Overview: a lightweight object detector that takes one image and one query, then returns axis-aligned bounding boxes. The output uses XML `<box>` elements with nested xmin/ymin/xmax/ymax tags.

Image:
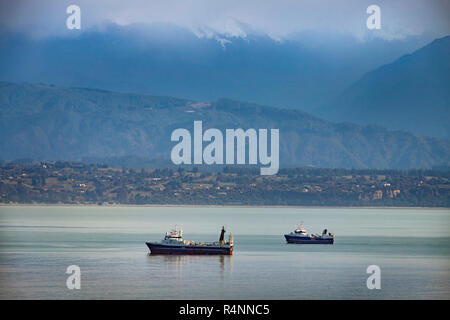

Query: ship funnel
<box><xmin>219</xmin><ymin>226</ymin><xmax>226</xmax><ymax>242</ymax></box>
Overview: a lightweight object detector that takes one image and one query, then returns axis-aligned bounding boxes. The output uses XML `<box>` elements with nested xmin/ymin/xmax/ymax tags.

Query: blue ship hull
<box><xmin>284</xmin><ymin>234</ymin><xmax>334</xmax><ymax>244</ymax></box>
<box><xmin>146</xmin><ymin>242</ymin><xmax>233</xmax><ymax>255</ymax></box>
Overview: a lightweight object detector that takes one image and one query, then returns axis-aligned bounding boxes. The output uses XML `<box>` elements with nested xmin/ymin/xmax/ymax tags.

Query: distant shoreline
<box><xmin>0</xmin><ymin>203</ymin><xmax>448</xmax><ymax>210</ymax></box>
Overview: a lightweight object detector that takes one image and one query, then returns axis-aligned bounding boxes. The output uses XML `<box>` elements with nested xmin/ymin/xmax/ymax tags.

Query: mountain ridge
<box><xmin>1</xmin><ymin>81</ymin><xmax>449</xmax><ymax>169</ymax></box>
<box><xmin>317</xmin><ymin>35</ymin><xmax>450</xmax><ymax>138</ymax></box>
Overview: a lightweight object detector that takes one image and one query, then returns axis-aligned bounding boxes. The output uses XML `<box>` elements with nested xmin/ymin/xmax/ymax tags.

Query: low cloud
<box><xmin>1</xmin><ymin>0</ymin><xmax>449</xmax><ymax>40</ymax></box>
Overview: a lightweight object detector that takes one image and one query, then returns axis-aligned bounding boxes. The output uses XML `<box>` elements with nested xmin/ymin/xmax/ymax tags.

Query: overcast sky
<box><xmin>1</xmin><ymin>0</ymin><xmax>449</xmax><ymax>40</ymax></box>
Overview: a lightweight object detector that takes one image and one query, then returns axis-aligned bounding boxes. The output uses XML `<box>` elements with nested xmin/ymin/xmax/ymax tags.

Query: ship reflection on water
<box><xmin>145</xmin><ymin>254</ymin><xmax>234</xmax><ymax>295</ymax></box>
<box><xmin>147</xmin><ymin>254</ymin><xmax>234</xmax><ymax>277</ymax></box>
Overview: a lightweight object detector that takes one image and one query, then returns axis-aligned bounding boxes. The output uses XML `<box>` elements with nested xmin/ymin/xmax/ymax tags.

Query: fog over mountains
<box><xmin>1</xmin><ymin>81</ymin><xmax>449</xmax><ymax>169</ymax></box>
<box><xmin>0</xmin><ymin>23</ymin><xmax>430</xmax><ymax>113</ymax></box>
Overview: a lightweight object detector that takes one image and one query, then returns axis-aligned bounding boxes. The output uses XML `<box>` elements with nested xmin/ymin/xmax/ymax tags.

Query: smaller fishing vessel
<box><xmin>284</xmin><ymin>224</ymin><xmax>334</xmax><ymax>244</ymax></box>
<box><xmin>146</xmin><ymin>226</ymin><xmax>234</xmax><ymax>255</ymax></box>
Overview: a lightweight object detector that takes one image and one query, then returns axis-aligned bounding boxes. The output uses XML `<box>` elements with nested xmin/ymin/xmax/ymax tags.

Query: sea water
<box><xmin>0</xmin><ymin>206</ymin><xmax>449</xmax><ymax>299</ymax></box>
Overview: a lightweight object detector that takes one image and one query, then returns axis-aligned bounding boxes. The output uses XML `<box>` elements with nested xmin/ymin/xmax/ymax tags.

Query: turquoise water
<box><xmin>0</xmin><ymin>206</ymin><xmax>449</xmax><ymax>299</ymax></box>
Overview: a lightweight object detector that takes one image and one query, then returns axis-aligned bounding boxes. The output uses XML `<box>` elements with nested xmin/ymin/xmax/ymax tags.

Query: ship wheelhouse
<box><xmin>292</xmin><ymin>224</ymin><xmax>310</xmax><ymax>237</ymax></box>
<box><xmin>162</xmin><ymin>226</ymin><xmax>184</xmax><ymax>244</ymax></box>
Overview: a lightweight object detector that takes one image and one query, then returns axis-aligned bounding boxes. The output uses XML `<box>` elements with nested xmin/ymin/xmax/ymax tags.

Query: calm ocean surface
<box><xmin>0</xmin><ymin>206</ymin><xmax>449</xmax><ymax>299</ymax></box>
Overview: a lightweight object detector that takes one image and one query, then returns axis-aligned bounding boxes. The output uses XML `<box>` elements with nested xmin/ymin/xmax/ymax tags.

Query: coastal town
<box><xmin>0</xmin><ymin>162</ymin><xmax>448</xmax><ymax>207</ymax></box>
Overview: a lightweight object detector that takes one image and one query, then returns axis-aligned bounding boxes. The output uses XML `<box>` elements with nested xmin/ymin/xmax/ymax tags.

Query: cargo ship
<box><xmin>284</xmin><ymin>224</ymin><xmax>334</xmax><ymax>244</ymax></box>
<box><xmin>146</xmin><ymin>226</ymin><xmax>234</xmax><ymax>255</ymax></box>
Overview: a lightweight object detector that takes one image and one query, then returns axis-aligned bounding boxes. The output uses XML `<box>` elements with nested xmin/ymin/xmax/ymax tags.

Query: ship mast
<box><xmin>228</xmin><ymin>232</ymin><xmax>234</xmax><ymax>246</ymax></box>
